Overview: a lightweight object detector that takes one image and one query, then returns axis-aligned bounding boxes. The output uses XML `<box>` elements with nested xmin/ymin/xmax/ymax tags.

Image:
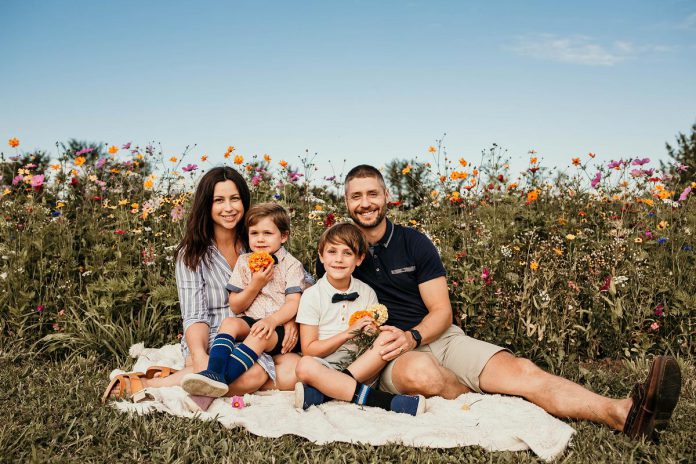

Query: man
<box><xmin>318</xmin><ymin>164</ymin><xmax>682</xmax><ymax>442</ymax></box>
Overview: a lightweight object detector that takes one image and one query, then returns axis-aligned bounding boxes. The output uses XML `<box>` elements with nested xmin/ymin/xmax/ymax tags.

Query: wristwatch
<box><xmin>409</xmin><ymin>329</ymin><xmax>422</xmax><ymax>348</ymax></box>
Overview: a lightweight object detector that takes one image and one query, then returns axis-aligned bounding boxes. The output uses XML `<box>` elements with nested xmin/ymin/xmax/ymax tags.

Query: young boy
<box><xmin>294</xmin><ymin>222</ymin><xmax>425</xmax><ymax>416</ymax></box>
<box><xmin>182</xmin><ymin>203</ymin><xmax>306</xmax><ymax>398</ymax></box>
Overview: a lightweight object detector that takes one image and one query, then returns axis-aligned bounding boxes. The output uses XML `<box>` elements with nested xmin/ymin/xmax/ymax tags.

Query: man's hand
<box><xmin>250</xmin><ymin>263</ymin><xmax>275</xmax><ymax>287</ymax></box>
<box><xmin>280</xmin><ymin>320</ymin><xmax>299</xmax><ymax>354</ymax></box>
<box><xmin>345</xmin><ymin>317</ymin><xmax>376</xmax><ymax>339</ymax></box>
<box><xmin>378</xmin><ymin>325</ymin><xmax>417</xmax><ymax>361</ymax></box>
<box><xmin>250</xmin><ymin>317</ymin><xmax>278</xmax><ymax>340</ymax></box>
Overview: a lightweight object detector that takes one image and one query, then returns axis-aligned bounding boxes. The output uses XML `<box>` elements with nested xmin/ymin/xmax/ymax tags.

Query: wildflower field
<box><xmin>1</xmin><ymin>138</ymin><xmax>695</xmax><ymax>462</ymax></box>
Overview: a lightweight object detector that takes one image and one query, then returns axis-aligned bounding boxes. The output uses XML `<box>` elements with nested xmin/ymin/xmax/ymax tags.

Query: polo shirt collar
<box><xmin>319</xmin><ymin>275</ymin><xmax>357</xmax><ymax>296</ymax></box>
<box><xmin>274</xmin><ymin>246</ymin><xmax>288</xmax><ymax>262</ymax></box>
<box><xmin>376</xmin><ymin>219</ymin><xmax>395</xmax><ymax>248</ymax></box>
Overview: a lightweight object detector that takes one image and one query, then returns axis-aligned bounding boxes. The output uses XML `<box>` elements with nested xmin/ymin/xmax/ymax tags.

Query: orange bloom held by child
<box><xmin>248</xmin><ymin>251</ymin><xmax>275</xmax><ymax>272</ymax></box>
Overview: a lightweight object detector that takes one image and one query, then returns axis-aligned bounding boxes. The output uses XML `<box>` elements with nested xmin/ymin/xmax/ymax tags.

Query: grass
<box><xmin>2</xmin><ymin>350</ymin><xmax>694</xmax><ymax>463</ymax></box>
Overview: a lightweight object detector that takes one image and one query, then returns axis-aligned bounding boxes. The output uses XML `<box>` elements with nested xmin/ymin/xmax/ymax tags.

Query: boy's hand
<box><xmin>250</xmin><ymin>317</ymin><xmax>278</xmax><ymax>340</ymax></box>
<box><xmin>345</xmin><ymin>316</ymin><xmax>375</xmax><ymax>338</ymax></box>
<box><xmin>250</xmin><ymin>263</ymin><xmax>274</xmax><ymax>287</ymax></box>
<box><xmin>280</xmin><ymin>320</ymin><xmax>299</xmax><ymax>354</ymax></box>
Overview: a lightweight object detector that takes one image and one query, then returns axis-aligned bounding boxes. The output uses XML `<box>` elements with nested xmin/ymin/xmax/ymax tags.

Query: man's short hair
<box><xmin>245</xmin><ymin>202</ymin><xmax>291</xmax><ymax>235</ymax></box>
<box><xmin>318</xmin><ymin>222</ymin><xmax>368</xmax><ymax>257</ymax></box>
<box><xmin>344</xmin><ymin>164</ymin><xmax>387</xmax><ymax>192</ymax></box>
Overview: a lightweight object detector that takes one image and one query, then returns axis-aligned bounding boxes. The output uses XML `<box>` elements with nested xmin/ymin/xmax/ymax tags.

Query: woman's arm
<box><xmin>299</xmin><ymin>317</ymin><xmax>375</xmax><ymax>358</ymax></box>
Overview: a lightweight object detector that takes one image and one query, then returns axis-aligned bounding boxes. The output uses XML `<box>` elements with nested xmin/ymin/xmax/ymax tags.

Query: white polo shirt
<box><xmin>296</xmin><ymin>275</ymin><xmax>378</xmax><ymax>340</ymax></box>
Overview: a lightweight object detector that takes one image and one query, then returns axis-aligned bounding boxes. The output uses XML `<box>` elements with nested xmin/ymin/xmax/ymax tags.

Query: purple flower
<box><xmin>25</xmin><ymin>163</ymin><xmax>37</xmax><ymax>169</ymax></box>
<box><xmin>146</xmin><ymin>145</ymin><xmax>154</xmax><ymax>156</ymax></box>
<box><xmin>12</xmin><ymin>175</ymin><xmax>23</xmax><ymax>185</ymax></box>
<box><xmin>9</xmin><ymin>156</ymin><xmax>19</xmax><ymax>161</ymax></box>
<box><xmin>631</xmin><ymin>157</ymin><xmax>650</xmax><ymax>166</ymax></box>
<box><xmin>591</xmin><ymin>172</ymin><xmax>602</xmax><ymax>189</ymax></box>
<box><xmin>96</xmin><ymin>157</ymin><xmax>107</xmax><ymax>169</ymax></box>
<box><xmin>30</xmin><ymin>174</ymin><xmax>45</xmax><ymax>188</ymax></box>
<box><xmin>182</xmin><ymin>164</ymin><xmax>198</xmax><ymax>173</ymax></box>
<box><xmin>607</xmin><ymin>160</ymin><xmax>622</xmax><ymax>169</ymax></box>
<box><xmin>657</xmin><ymin>237</ymin><xmax>668</xmax><ymax>245</ymax></box>
<box><xmin>683</xmin><ymin>245</ymin><xmax>693</xmax><ymax>252</ymax></box>
<box><xmin>630</xmin><ymin>169</ymin><xmax>643</xmax><ymax>178</ymax></box>
<box><xmin>76</xmin><ymin>148</ymin><xmax>93</xmax><ymax>156</ymax></box>
<box><xmin>122</xmin><ymin>142</ymin><xmax>132</xmax><ymax>150</ymax></box>
<box><xmin>679</xmin><ymin>186</ymin><xmax>692</xmax><ymax>202</ymax></box>
<box><xmin>325</xmin><ymin>176</ymin><xmax>336</xmax><ymax>181</ymax></box>
<box><xmin>273</xmin><ymin>193</ymin><xmax>282</xmax><ymax>200</ymax></box>
<box><xmin>645</xmin><ymin>229</ymin><xmax>653</xmax><ymax>238</ymax></box>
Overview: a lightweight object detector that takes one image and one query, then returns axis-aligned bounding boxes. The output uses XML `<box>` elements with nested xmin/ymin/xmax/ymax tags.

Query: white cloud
<box><xmin>507</xmin><ymin>34</ymin><xmax>671</xmax><ymax>66</ymax></box>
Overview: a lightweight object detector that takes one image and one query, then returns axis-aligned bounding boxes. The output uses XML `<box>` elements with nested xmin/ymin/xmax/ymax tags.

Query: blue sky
<box><xmin>1</xmin><ymin>0</ymin><xmax>695</xmax><ymax>178</ymax></box>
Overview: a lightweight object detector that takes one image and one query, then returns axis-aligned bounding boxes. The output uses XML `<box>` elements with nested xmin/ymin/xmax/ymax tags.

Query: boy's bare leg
<box><xmin>218</xmin><ymin>317</ymin><xmax>251</xmax><ymax>340</ymax></box>
<box><xmin>295</xmin><ymin>357</ymin><xmax>356</xmax><ymax>401</ymax></box>
<box><xmin>344</xmin><ymin>331</ymin><xmax>393</xmax><ymax>383</ymax></box>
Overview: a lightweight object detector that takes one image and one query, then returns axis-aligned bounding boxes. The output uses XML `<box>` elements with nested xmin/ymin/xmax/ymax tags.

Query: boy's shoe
<box><xmin>183</xmin><ymin>394</ymin><xmax>216</xmax><ymax>413</ymax></box>
<box><xmin>390</xmin><ymin>394</ymin><xmax>426</xmax><ymax>416</ymax></box>
<box><xmin>294</xmin><ymin>382</ymin><xmax>327</xmax><ymax>410</ymax></box>
<box><xmin>181</xmin><ymin>370</ymin><xmax>229</xmax><ymax>398</ymax></box>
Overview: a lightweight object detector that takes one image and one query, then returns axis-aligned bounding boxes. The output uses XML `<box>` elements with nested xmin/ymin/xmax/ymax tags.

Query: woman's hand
<box><xmin>250</xmin><ymin>263</ymin><xmax>275</xmax><ymax>288</ymax></box>
<box><xmin>250</xmin><ymin>317</ymin><xmax>278</xmax><ymax>340</ymax></box>
<box><xmin>345</xmin><ymin>316</ymin><xmax>375</xmax><ymax>339</ymax></box>
<box><xmin>280</xmin><ymin>320</ymin><xmax>299</xmax><ymax>354</ymax></box>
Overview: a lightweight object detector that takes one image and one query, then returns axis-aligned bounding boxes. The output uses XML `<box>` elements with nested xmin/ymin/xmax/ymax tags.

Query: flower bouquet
<box><xmin>339</xmin><ymin>304</ymin><xmax>389</xmax><ymax>368</ymax></box>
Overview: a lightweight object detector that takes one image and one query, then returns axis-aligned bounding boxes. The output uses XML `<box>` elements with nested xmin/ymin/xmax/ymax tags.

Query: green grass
<box><xmin>2</xmin><ymin>351</ymin><xmax>694</xmax><ymax>463</ymax></box>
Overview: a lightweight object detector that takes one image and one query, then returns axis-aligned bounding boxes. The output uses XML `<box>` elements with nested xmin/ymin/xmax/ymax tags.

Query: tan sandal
<box><xmin>145</xmin><ymin>366</ymin><xmax>178</xmax><ymax>379</ymax></box>
<box><xmin>101</xmin><ymin>372</ymin><xmax>146</xmax><ymax>404</ymax></box>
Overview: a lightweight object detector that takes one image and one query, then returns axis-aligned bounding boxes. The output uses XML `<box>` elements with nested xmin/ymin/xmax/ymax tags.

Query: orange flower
<box><xmin>527</xmin><ymin>189</ymin><xmax>540</xmax><ymax>202</ymax></box>
<box><xmin>245</xmin><ymin>164</ymin><xmax>253</xmax><ymax>171</ymax></box>
<box><xmin>233</xmin><ymin>155</ymin><xmax>244</xmax><ymax>165</ymax></box>
<box><xmin>169</xmin><ymin>156</ymin><xmax>177</xmax><ymax>163</ymax></box>
<box><xmin>8</xmin><ymin>137</ymin><xmax>19</xmax><ymax>148</ymax></box>
<box><xmin>143</xmin><ymin>179</ymin><xmax>154</xmax><ymax>189</ymax></box>
<box><xmin>248</xmin><ymin>251</ymin><xmax>275</xmax><ymax>272</ymax></box>
<box><xmin>348</xmin><ymin>310</ymin><xmax>374</xmax><ymax>326</ymax></box>
<box><xmin>264</xmin><ymin>154</ymin><xmax>271</xmax><ymax>162</ymax></box>
<box><xmin>459</xmin><ymin>158</ymin><xmax>468</xmax><ymax>167</ymax></box>
<box><xmin>439</xmin><ymin>175</ymin><xmax>446</xmax><ymax>183</ymax></box>
<box><xmin>530</xmin><ymin>260</ymin><xmax>539</xmax><ymax>271</ymax></box>
<box><xmin>75</xmin><ymin>156</ymin><xmax>86</xmax><ymax>166</ymax></box>
<box><xmin>428</xmin><ymin>146</ymin><xmax>436</xmax><ymax>153</ymax></box>
<box><xmin>401</xmin><ymin>164</ymin><xmax>412</xmax><ymax>175</ymax></box>
<box><xmin>472</xmin><ymin>169</ymin><xmax>478</xmax><ymax>176</ymax></box>
<box><xmin>553</xmin><ymin>247</ymin><xmax>563</xmax><ymax>256</ymax></box>
<box><xmin>224</xmin><ymin>152</ymin><xmax>231</xmax><ymax>159</ymax></box>
<box><xmin>227</xmin><ymin>146</ymin><xmax>235</xmax><ymax>153</ymax></box>
<box><xmin>51</xmin><ymin>164</ymin><xmax>61</xmax><ymax>170</ymax></box>
<box><xmin>279</xmin><ymin>160</ymin><xmax>288</xmax><ymax>168</ymax></box>
<box><xmin>571</xmin><ymin>158</ymin><xmax>581</xmax><ymax>166</ymax></box>
<box><xmin>201</xmin><ymin>155</ymin><xmax>208</xmax><ymax>162</ymax></box>
<box><xmin>507</xmin><ymin>182</ymin><xmax>518</xmax><ymax>190</ymax></box>
<box><xmin>530</xmin><ymin>157</ymin><xmax>538</xmax><ymax>164</ymax></box>
<box><xmin>108</xmin><ymin>145</ymin><xmax>118</xmax><ymax>154</ymax></box>
<box><xmin>588</xmin><ymin>152</ymin><xmax>596</xmax><ymax>158</ymax></box>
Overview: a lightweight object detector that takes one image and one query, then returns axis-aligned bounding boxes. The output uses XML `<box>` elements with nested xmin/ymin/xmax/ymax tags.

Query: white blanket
<box><xmin>111</xmin><ymin>344</ymin><xmax>575</xmax><ymax>461</ymax></box>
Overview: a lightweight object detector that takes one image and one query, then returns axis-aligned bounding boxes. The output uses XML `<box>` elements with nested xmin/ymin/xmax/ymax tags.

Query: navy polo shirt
<box><xmin>316</xmin><ymin>219</ymin><xmax>447</xmax><ymax>331</ymax></box>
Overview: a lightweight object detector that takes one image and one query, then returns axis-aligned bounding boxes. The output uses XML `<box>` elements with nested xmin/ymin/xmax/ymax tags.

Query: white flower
<box><xmin>0</xmin><ymin>272</ymin><xmax>7</xmax><ymax>280</ymax></box>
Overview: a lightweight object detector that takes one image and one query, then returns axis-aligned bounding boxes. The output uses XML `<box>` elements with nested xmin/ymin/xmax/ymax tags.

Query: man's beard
<box><xmin>349</xmin><ymin>205</ymin><xmax>387</xmax><ymax>229</ymax></box>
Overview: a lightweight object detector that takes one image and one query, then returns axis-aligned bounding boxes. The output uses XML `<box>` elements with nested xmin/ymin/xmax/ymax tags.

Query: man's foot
<box><xmin>183</xmin><ymin>394</ymin><xmax>216</xmax><ymax>413</ymax></box>
<box><xmin>294</xmin><ymin>382</ymin><xmax>328</xmax><ymax>410</ymax></box>
<box><xmin>390</xmin><ymin>394</ymin><xmax>426</xmax><ymax>416</ymax></box>
<box><xmin>623</xmin><ymin>355</ymin><xmax>682</xmax><ymax>442</ymax></box>
<box><xmin>181</xmin><ymin>370</ymin><xmax>229</xmax><ymax>398</ymax></box>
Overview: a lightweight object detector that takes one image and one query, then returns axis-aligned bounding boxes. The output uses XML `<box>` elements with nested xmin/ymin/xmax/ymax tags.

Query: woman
<box><xmin>103</xmin><ymin>167</ymin><xmax>301</xmax><ymax>406</ymax></box>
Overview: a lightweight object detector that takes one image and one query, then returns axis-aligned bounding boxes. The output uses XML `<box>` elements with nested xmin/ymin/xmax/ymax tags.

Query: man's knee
<box><xmin>393</xmin><ymin>354</ymin><xmax>446</xmax><ymax>396</ymax></box>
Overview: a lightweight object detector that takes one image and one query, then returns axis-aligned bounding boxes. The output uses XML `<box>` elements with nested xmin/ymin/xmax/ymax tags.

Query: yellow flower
<box><xmin>451</xmin><ymin>191</ymin><xmax>460</xmax><ymax>199</ymax></box>
<box><xmin>71</xmin><ymin>169</ymin><xmax>78</xmax><ymax>176</ymax></box>
<box><xmin>314</xmin><ymin>204</ymin><xmax>323</xmax><ymax>211</ymax></box>
<box><xmin>108</xmin><ymin>145</ymin><xmax>118</xmax><ymax>154</ymax></box>
<box><xmin>89</xmin><ymin>175</ymin><xmax>97</xmax><ymax>182</ymax></box>
<box><xmin>279</xmin><ymin>160</ymin><xmax>288</xmax><ymax>168</ymax></box>
<box><xmin>56</xmin><ymin>202</ymin><xmax>65</xmax><ymax>208</ymax></box>
<box><xmin>8</xmin><ymin>137</ymin><xmax>20</xmax><ymax>148</ymax></box>
<box><xmin>530</xmin><ymin>260</ymin><xmax>539</xmax><ymax>271</ymax></box>
<box><xmin>692</xmin><ymin>182</ymin><xmax>696</xmax><ymax>188</ymax></box>
<box><xmin>3</xmin><ymin>188</ymin><xmax>10</xmax><ymax>195</ymax></box>
<box><xmin>201</xmin><ymin>155</ymin><xmax>208</xmax><ymax>162</ymax></box>
<box><xmin>634</xmin><ymin>237</ymin><xmax>643</xmax><ymax>243</ymax></box>
<box><xmin>233</xmin><ymin>155</ymin><xmax>244</xmax><ymax>165</ymax></box>
<box><xmin>508</xmin><ymin>182</ymin><xmax>518</xmax><ymax>190</ymax></box>
<box><xmin>566</xmin><ymin>234</ymin><xmax>576</xmax><ymax>241</ymax></box>
<box><xmin>428</xmin><ymin>146</ymin><xmax>436</xmax><ymax>153</ymax></box>
<box><xmin>143</xmin><ymin>179</ymin><xmax>154</xmax><ymax>189</ymax></box>
<box><xmin>553</xmin><ymin>247</ymin><xmax>563</xmax><ymax>256</ymax></box>
<box><xmin>430</xmin><ymin>189</ymin><xmax>439</xmax><ymax>198</ymax></box>
<box><xmin>459</xmin><ymin>158</ymin><xmax>468</xmax><ymax>167</ymax></box>
<box><xmin>264</xmin><ymin>154</ymin><xmax>271</xmax><ymax>162</ymax></box>
<box><xmin>657</xmin><ymin>220</ymin><xmax>669</xmax><ymax>230</ymax></box>
<box><xmin>51</xmin><ymin>164</ymin><xmax>60</xmax><ymax>170</ymax></box>
<box><xmin>169</xmin><ymin>156</ymin><xmax>177</xmax><ymax>163</ymax></box>
<box><xmin>131</xmin><ymin>203</ymin><xmax>139</xmax><ymax>210</ymax></box>
<box><xmin>75</xmin><ymin>156</ymin><xmax>86</xmax><ymax>166</ymax></box>
<box><xmin>557</xmin><ymin>217</ymin><xmax>567</xmax><ymax>225</ymax></box>
<box><xmin>110</xmin><ymin>168</ymin><xmax>120</xmax><ymax>174</ymax></box>
<box><xmin>401</xmin><ymin>164</ymin><xmax>412</xmax><ymax>175</ymax></box>
<box><xmin>118</xmin><ymin>199</ymin><xmax>129</xmax><ymax>206</ymax></box>
<box><xmin>409</xmin><ymin>219</ymin><xmax>418</xmax><ymax>225</ymax></box>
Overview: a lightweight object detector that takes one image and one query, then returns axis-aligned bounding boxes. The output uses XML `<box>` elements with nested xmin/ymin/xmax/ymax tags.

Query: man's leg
<box><xmin>386</xmin><ymin>351</ymin><xmax>471</xmax><ymax>399</ymax></box>
<box><xmin>478</xmin><ymin>351</ymin><xmax>631</xmax><ymax>430</ymax></box>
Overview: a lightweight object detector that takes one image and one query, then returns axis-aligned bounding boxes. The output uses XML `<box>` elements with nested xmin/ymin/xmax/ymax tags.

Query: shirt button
<box><xmin>376</xmin><ymin>268</ymin><xmax>380</xmax><ymax>272</ymax></box>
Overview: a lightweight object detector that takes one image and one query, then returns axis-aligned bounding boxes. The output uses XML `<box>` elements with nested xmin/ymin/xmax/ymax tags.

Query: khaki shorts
<box><xmin>379</xmin><ymin>325</ymin><xmax>508</xmax><ymax>394</ymax></box>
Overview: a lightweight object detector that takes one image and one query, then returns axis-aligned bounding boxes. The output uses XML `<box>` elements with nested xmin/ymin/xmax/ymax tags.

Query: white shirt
<box><xmin>296</xmin><ymin>275</ymin><xmax>378</xmax><ymax>340</ymax></box>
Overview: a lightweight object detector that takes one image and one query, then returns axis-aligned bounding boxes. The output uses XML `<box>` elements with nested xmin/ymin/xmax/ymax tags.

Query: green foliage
<box><xmin>663</xmin><ymin>122</ymin><xmax>696</xmax><ymax>187</ymax></box>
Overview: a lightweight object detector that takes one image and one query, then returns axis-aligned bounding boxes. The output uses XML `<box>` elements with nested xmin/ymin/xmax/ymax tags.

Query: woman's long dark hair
<box><xmin>176</xmin><ymin>166</ymin><xmax>251</xmax><ymax>270</ymax></box>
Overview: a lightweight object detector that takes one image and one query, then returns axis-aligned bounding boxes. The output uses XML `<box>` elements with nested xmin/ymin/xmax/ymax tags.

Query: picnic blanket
<box><xmin>111</xmin><ymin>344</ymin><xmax>575</xmax><ymax>461</ymax></box>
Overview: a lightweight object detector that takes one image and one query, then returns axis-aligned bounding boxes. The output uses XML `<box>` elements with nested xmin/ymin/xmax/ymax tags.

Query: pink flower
<box><xmin>122</xmin><ymin>142</ymin><xmax>132</xmax><ymax>149</ymax></box>
<box><xmin>96</xmin><ymin>157</ymin><xmax>107</xmax><ymax>169</ymax></box>
<box><xmin>76</xmin><ymin>148</ymin><xmax>93</xmax><ymax>156</ymax></box>
<box><xmin>30</xmin><ymin>174</ymin><xmax>45</xmax><ymax>188</ymax></box>
<box><xmin>632</xmin><ymin>157</ymin><xmax>650</xmax><ymax>166</ymax></box>
<box><xmin>36</xmin><ymin>305</ymin><xmax>45</xmax><ymax>313</ymax></box>
<box><xmin>231</xmin><ymin>395</ymin><xmax>245</xmax><ymax>409</ymax></box>
<box><xmin>607</xmin><ymin>160</ymin><xmax>622</xmax><ymax>169</ymax></box>
<box><xmin>654</xmin><ymin>304</ymin><xmax>664</xmax><ymax>317</ymax></box>
<box><xmin>650</xmin><ymin>321</ymin><xmax>660</xmax><ymax>331</ymax></box>
<box><xmin>171</xmin><ymin>205</ymin><xmax>185</xmax><ymax>222</ymax></box>
<box><xmin>645</xmin><ymin>230</ymin><xmax>653</xmax><ymax>239</ymax></box>
<box><xmin>182</xmin><ymin>164</ymin><xmax>198</xmax><ymax>173</ymax></box>
<box><xmin>12</xmin><ymin>175</ymin><xmax>23</xmax><ymax>185</ymax></box>
<box><xmin>114</xmin><ymin>229</ymin><xmax>125</xmax><ymax>235</ymax></box>
<box><xmin>591</xmin><ymin>172</ymin><xmax>602</xmax><ymax>189</ymax></box>
<box><xmin>679</xmin><ymin>186</ymin><xmax>692</xmax><ymax>202</ymax></box>
<box><xmin>480</xmin><ymin>267</ymin><xmax>493</xmax><ymax>285</ymax></box>
<box><xmin>251</xmin><ymin>175</ymin><xmax>261</xmax><ymax>186</ymax></box>
<box><xmin>630</xmin><ymin>169</ymin><xmax>643</xmax><ymax>178</ymax></box>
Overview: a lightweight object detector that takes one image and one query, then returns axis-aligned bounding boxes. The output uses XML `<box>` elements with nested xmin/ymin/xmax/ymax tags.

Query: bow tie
<box><xmin>332</xmin><ymin>292</ymin><xmax>359</xmax><ymax>303</ymax></box>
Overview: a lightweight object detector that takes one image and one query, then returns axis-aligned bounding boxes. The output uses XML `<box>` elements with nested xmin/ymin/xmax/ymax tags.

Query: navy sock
<box><xmin>352</xmin><ymin>383</ymin><xmax>394</xmax><ymax>411</ymax></box>
<box><xmin>207</xmin><ymin>333</ymin><xmax>236</xmax><ymax>375</ymax></box>
<box><xmin>224</xmin><ymin>343</ymin><xmax>258</xmax><ymax>384</ymax></box>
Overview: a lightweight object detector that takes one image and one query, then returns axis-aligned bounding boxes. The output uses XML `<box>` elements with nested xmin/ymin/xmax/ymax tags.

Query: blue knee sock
<box><xmin>224</xmin><ymin>343</ymin><xmax>258</xmax><ymax>384</ymax></box>
<box><xmin>207</xmin><ymin>333</ymin><xmax>236</xmax><ymax>375</ymax></box>
<box><xmin>352</xmin><ymin>383</ymin><xmax>394</xmax><ymax>410</ymax></box>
